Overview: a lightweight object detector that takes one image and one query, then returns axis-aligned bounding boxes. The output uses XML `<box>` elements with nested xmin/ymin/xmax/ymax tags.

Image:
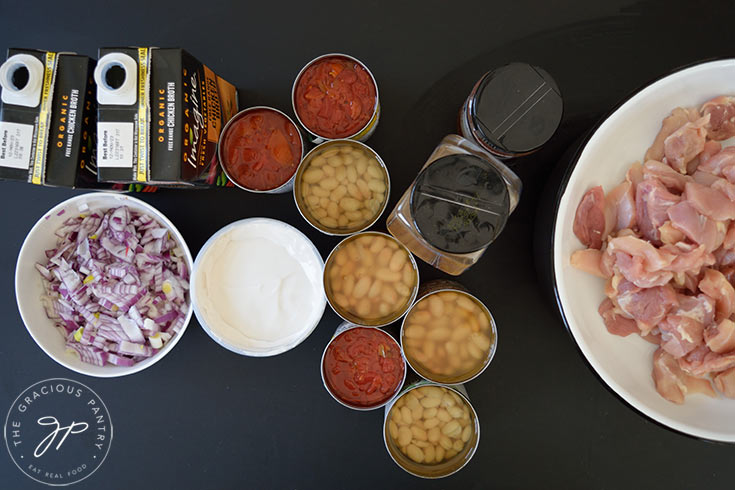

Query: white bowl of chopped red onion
<box><xmin>15</xmin><ymin>193</ymin><xmax>194</xmax><ymax>377</ymax></box>
<box><xmin>553</xmin><ymin>59</ymin><xmax>735</xmax><ymax>442</ymax></box>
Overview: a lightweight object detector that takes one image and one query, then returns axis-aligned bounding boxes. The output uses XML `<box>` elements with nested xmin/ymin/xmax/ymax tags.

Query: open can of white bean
<box><xmin>293</xmin><ymin>139</ymin><xmax>390</xmax><ymax>236</ymax></box>
<box><xmin>401</xmin><ymin>280</ymin><xmax>497</xmax><ymax>385</ymax></box>
<box><xmin>383</xmin><ymin>381</ymin><xmax>480</xmax><ymax>478</ymax></box>
<box><xmin>320</xmin><ymin>321</ymin><xmax>407</xmax><ymax>411</ymax></box>
<box><xmin>323</xmin><ymin>232</ymin><xmax>419</xmax><ymax>327</ymax></box>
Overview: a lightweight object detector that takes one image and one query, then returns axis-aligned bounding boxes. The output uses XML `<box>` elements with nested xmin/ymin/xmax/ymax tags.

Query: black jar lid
<box><xmin>410</xmin><ymin>154</ymin><xmax>510</xmax><ymax>255</ymax></box>
<box><xmin>469</xmin><ymin>62</ymin><xmax>562</xmax><ymax>156</ymax></box>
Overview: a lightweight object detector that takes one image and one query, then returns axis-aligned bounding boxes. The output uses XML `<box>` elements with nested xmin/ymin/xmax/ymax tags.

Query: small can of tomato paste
<box><xmin>320</xmin><ymin>322</ymin><xmax>407</xmax><ymax>411</ymax></box>
<box><xmin>292</xmin><ymin>53</ymin><xmax>380</xmax><ymax>144</ymax></box>
<box><xmin>400</xmin><ymin>280</ymin><xmax>497</xmax><ymax>385</ymax></box>
<box><xmin>383</xmin><ymin>382</ymin><xmax>480</xmax><ymax>478</ymax></box>
<box><xmin>218</xmin><ymin>106</ymin><xmax>305</xmax><ymax>194</ymax></box>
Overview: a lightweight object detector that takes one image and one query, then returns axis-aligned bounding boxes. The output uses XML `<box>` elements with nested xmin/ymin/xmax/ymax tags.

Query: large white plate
<box><xmin>553</xmin><ymin>59</ymin><xmax>735</xmax><ymax>442</ymax></box>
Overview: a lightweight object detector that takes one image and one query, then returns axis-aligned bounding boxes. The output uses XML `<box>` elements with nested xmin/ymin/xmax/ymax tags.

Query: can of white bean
<box><xmin>293</xmin><ymin>139</ymin><xmax>390</xmax><ymax>236</ymax></box>
<box><xmin>400</xmin><ymin>280</ymin><xmax>497</xmax><ymax>385</ymax></box>
<box><xmin>320</xmin><ymin>321</ymin><xmax>407</xmax><ymax>411</ymax></box>
<box><xmin>383</xmin><ymin>382</ymin><xmax>480</xmax><ymax>478</ymax></box>
<box><xmin>323</xmin><ymin>231</ymin><xmax>420</xmax><ymax>328</ymax></box>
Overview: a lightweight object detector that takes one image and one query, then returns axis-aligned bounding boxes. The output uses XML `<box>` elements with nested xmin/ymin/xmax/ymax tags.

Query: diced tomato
<box><xmin>221</xmin><ymin>108</ymin><xmax>302</xmax><ymax>191</ymax></box>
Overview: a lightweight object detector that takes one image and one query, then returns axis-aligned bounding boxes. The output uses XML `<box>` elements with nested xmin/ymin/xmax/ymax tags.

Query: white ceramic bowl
<box><xmin>191</xmin><ymin>217</ymin><xmax>326</xmax><ymax>357</ymax></box>
<box><xmin>15</xmin><ymin>193</ymin><xmax>194</xmax><ymax>378</ymax></box>
<box><xmin>553</xmin><ymin>59</ymin><xmax>735</xmax><ymax>442</ymax></box>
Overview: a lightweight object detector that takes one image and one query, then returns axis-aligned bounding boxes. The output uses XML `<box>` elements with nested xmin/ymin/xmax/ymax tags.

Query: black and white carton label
<box><xmin>0</xmin><ymin>121</ymin><xmax>33</xmax><ymax>169</ymax></box>
<box><xmin>97</xmin><ymin>122</ymin><xmax>133</xmax><ymax>168</ymax></box>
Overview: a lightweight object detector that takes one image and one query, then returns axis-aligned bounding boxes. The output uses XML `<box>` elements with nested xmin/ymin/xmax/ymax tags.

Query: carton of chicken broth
<box><xmin>95</xmin><ymin>47</ymin><xmax>238</xmax><ymax>186</ymax></box>
<box><xmin>0</xmin><ymin>48</ymin><xmax>101</xmax><ymax>187</ymax></box>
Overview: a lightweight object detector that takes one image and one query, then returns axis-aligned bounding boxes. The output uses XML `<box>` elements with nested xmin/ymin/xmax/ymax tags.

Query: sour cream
<box><xmin>192</xmin><ymin>218</ymin><xmax>325</xmax><ymax>356</ymax></box>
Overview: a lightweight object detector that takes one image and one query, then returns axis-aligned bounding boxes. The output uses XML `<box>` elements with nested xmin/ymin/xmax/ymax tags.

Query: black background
<box><xmin>2</xmin><ymin>1</ymin><xmax>735</xmax><ymax>489</ymax></box>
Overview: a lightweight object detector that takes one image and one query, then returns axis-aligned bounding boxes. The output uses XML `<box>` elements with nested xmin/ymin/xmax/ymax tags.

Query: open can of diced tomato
<box><xmin>400</xmin><ymin>280</ymin><xmax>497</xmax><ymax>385</ymax></box>
<box><xmin>323</xmin><ymin>232</ymin><xmax>420</xmax><ymax>328</ymax></box>
<box><xmin>321</xmin><ymin>322</ymin><xmax>407</xmax><ymax>411</ymax></box>
<box><xmin>218</xmin><ymin>106</ymin><xmax>305</xmax><ymax>194</ymax></box>
<box><xmin>292</xmin><ymin>53</ymin><xmax>380</xmax><ymax>144</ymax></box>
<box><xmin>383</xmin><ymin>381</ymin><xmax>480</xmax><ymax>478</ymax></box>
<box><xmin>293</xmin><ymin>139</ymin><xmax>390</xmax><ymax>236</ymax></box>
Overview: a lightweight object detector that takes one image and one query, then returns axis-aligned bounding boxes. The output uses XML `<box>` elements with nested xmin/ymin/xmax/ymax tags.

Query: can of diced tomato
<box><xmin>292</xmin><ymin>53</ymin><xmax>380</xmax><ymax>144</ymax></box>
<box><xmin>320</xmin><ymin>321</ymin><xmax>406</xmax><ymax>411</ymax></box>
<box><xmin>218</xmin><ymin>106</ymin><xmax>306</xmax><ymax>194</ymax></box>
<box><xmin>383</xmin><ymin>381</ymin><xmax>480</xmax><ymax>478</ymax></box>
<box><xmin>400</xmin><ymin>280</ymin><xmax>497</xmax><ymax>385</ymax></box>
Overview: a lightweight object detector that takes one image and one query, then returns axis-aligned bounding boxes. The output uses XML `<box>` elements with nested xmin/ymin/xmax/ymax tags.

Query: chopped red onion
<box><xmin>37</xmin><ymin>205</ymin><xmax>189</xmax><ymax>367</ymax></box>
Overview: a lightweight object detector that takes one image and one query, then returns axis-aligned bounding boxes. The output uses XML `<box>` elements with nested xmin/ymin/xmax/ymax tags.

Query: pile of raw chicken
<box><xmin>572</xmin><ymin>96</ymin><xmax>735</xmax><ymax>404</ymax></box>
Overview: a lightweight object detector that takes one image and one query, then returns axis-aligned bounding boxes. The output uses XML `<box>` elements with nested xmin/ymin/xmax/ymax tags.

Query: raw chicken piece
<box><xmin>607</xmin><ymin>235</ymin><xmax>676</xmax><ymax>287</ymax></box>
<box><xmin>679</xmin><ymin>347</ymin><xmax>735</xmax><ymax>377</ymax></box>
<box><xmin>721</xmin><ymin>266</ymin><xmax>735</xmax><ymax>284</ymax></box>
<box><xmin>570</xmin><ymin>248</ymin><xmax>609</xmax><ymax>278</ymax></box>
<box><xmin>673</xmin><ymin>293</ymin><xmax>716</xmax><ymax>326</ymax></box>
<box><xmin>663</xmin><ymin>114</ymin><xmax>710</xmax><ymax>174</ymax></box>
<box><xmin>704</xmin><ymin>319</ymin><xmax>735</xmax><ymax>354</ymax></box>
<box><xmin>642</xmin><ymin>160</ymin><xmax>692</xmax><ymax>192</ymax></box>
<box><xmin>697</xmin><ymin>145</ymin><xmax>734</xmax><ymax>176</ymax></box>
<box><xmin>698</xmin><ymin>268</ymin><xmax>735</xmax><ymax>322</ymax></box>
<box><xmin>659</xmin><ymin>315</ymin><xmax>704</xmax><ymax>358</ymax></box>
<box><xmin>701</xmin><ymin>95</ymin><xmax>735</xmax><ymax>141</ymax></box>
<box><xmin>693</xmin><ymin>170</ymin><xmax>721</xmax><ymax>186</ymax></box>
<box><xmin>723</xmin><ymin>221</ymin><xmax>735</xmax><ymax>250</ymax></box>
<box><xmin>573</xmin><ymin>186</ymin><xmax>607</xmax><ymax>249</ymax></box>
<box><xmin>672</xmin><ymin>271</ymin><xmax>701</xmax><ymax>293</ymax></box>
<box><xmin>644</xmin><ymin>107</ymin><xmax>700</xmax><ymax>162</ymax></box>
<box><xmin>614</xmin><ymin>252</ymin><xmax>673</xmax><ymax>287</ymax></box>
<box><xmin>722</xmin><ymin>164</ymin><xmax>735</xmax><ymax>184</ymax></box>
<box><xmin>667</xmin><ymin>201</ymin><xmax>725</xmax><ymax>252</ymax></box>
<box><xmin>684</xmin><ymin>181</ymin><xmax>735</xmax><ymax>221</ymax></box>
<box><xmin>652</xmin><ymin>348</ymin><xmax>716</xmax><ymax>404</ymax></box>
<box><xmin>714</xmin><ymin>367</ymin><xmax>735</xmax><ymax>398</ymax></box>
<box><xmin>614</xmin><ymin>280</ymin><xmax>677</xmax><ymax>334</ymax></box>
<box><xmin>636</xmin><ymin>178</ymin><xmax>680</xmax><ymax>244</ymax></box>
<box><xmin>713</xmin><ymin>247</ymin><xmax>735</xmax><ymax>268</ymax></box>
<box><xmin>626</xmin><ymin>161</ymin><xmax>644</xmax><ymax>189</ymax></box>
<box><xmin>605</xmin><ymin>181</ymin><xmax>636</xmax><ymax>231</ymax></box>
<box><xmin>710</xmin><ymin>178</ymin><xmax>735</xmax><ymax>202</ymax></box>
<box><xmin>660</xmin><ymin>243</ymin><xmax>714</xmax><ymax>274</ymax></box>
<box><xmin>658</xmin><ymin>221</ymin><xmax>686</xmax><ymax>245</ymax></box>
<box><xmin>598</xmin><ymin>298</ymin><xmax>639</xmax><ymax>337</ymax></box>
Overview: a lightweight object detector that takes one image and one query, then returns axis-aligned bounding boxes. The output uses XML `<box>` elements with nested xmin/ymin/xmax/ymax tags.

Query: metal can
<box><xmin>383</xmin><ymin>381</ymin><xmax>480</xmax><ymax>478</ymax></box>
<box><xmin>293</xmin><ymin>139</ymin><xmax>390</xmax><ymax>236</ymax></box>
<box><xmin>459</xmin><ymin>62</ymin><xmax>563</xmax><ymax>159</ymax></box>
<box><xmin>400</xmin><ymin>280</ymin><xmax>497</xmax><ymax>385</ymax></box>
<box><xmin>292</xmin><ymin>53</ymin><xmax>380</xmax><ymax>144</ymax></box>
<box><xmin>218</xmin><ymin>106</ymin><xmax>305</xmax><ymax>194</ymax></box>
<box><xmin>320</xmin><ymin>321</ymin><xmax>407</xmax><ymax>411</ymax></box>
<box><xmin>323</xmin><ymin>231</ymin><xmax>419</xmax><ymax>327</ymax></box>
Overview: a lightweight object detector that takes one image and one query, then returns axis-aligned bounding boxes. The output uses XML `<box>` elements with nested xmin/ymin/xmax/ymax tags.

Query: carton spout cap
<box><xmin>0</xmin><ymin>54</ymin><xmax>44</xmax><ymax>107</ymax></box>
<box><xmin>94</xmin><ymin>52</ymin><xmax>137</xmax><ymax>106</ymax></box>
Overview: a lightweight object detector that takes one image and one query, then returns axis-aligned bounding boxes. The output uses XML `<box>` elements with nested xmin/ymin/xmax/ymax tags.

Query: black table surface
<box><xmin>2</xmin><ymin>1</ymin><xmax>735</xmax><ymax>489</ymax></box>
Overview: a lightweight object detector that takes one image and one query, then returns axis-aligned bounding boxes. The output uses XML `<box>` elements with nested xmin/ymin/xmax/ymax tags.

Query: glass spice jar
<box><xmin>386</xmin><ymin>134</ymin><xmax>521</xmax><ymax>276</ymax></box>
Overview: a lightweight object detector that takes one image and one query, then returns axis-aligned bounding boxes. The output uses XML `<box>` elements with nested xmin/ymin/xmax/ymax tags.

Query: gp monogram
<box><xmin>4</xmin><ymin>378</ymin><xmax>112</xmax><ymax>486</ymax></box>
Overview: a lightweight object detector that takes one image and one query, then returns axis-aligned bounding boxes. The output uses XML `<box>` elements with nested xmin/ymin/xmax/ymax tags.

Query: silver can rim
<box><xmin>291</xmin><ymin>52</ymin><xmax>380</xmax><ymax>141</ymax></box>
<box><xmin>382</xmin><ymin>382</ymin><xmax>481</xmax><ymax>479</ymax></box>
<box><xmin>323</xmin><ymin>231</ymin><xmax>420</xmax><ymax>327</ymax></box>
<box><xmin>292</xmin><ymin>138</ymin><xmax>391</xmax><ymax>236</ymax></box>
<box><xmin>399</xmin><ymin>288</ymin><xmax>498</xmax><ymax>385</ymax></box>
<box><xmin>319</xmin><ymin>324</ymin><xmax>407</xmax><ymax>411</ymax></box>
<box><xmin>217</xmin><ymin>106</ymin><xmax>306</xmax><ymax>193</ymax></box>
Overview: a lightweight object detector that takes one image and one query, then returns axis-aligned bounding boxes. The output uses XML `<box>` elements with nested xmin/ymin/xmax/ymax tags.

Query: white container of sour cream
<box><xmin>191</xmin><ymin>218</ymin><xmax>326</xmax><ymax>356</ymax></box>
